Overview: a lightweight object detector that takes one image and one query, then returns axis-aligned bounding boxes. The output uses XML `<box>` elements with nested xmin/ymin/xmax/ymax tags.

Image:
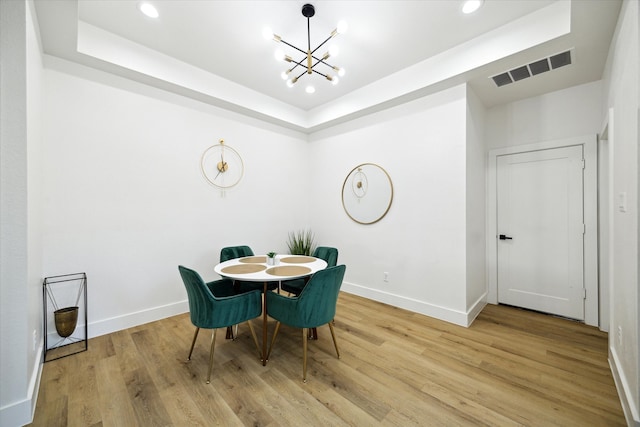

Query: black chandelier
<box><xmin>264</xmin><ymin>3</ymin><xmax>347</xmax><ymax>92</ymax></box>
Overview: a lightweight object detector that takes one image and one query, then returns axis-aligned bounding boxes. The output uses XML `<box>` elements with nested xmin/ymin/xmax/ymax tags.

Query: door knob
<box><xmin>499</xmin><ymin>234</ymin><xmax>513</xmax><ymax>240</ymax></box>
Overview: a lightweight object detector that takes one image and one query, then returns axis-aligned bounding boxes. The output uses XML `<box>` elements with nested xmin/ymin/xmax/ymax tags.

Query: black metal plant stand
<box><xmin>43</xmin><ymin>272</ymin><xmax>88</xmax><ymax>362</ymax></box>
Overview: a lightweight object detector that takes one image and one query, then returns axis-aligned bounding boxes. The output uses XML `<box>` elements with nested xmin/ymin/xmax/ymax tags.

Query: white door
<box><xmin>497</xmin><ymin>146</ymin><xmax>585</xmax><ymax>320</ymax></box>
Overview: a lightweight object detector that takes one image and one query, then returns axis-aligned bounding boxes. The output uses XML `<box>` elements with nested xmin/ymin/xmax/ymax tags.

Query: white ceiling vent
<box><xmin>491</xmin><ymin>50</ymin><xmax>572</xmax><ymax>87</ymax></box>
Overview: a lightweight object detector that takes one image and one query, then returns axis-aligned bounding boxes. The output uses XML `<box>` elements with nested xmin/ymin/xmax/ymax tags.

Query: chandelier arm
<box><xmin>309</xmin><ymin>54</ymin><xmax>337</xmax><ymax>69</ymax></box>
<box><xmin>311</xmin><ymin>69</ymin><xmax>329</xmax><ymax>79</ymax></box>
<box><xmin>287</xmin><ymin>63</ymin><xmax>303</xmax><ymax>76</ymax></box>
<box><xmin>290</xmin><ymin>56</ymin><xmax>306</xmax><ymax>67</ymax></box>
<box><xmin>279</xmin><ymin>39</ymin><xmax>307</xmax><ymax>56</ymax></box>
<box><xmin>309</xmin><ymin>34</ymin><xmax>334</xmax><ymax>56</ymax></box>
<box><xmin>289</xmin><ymin>54</ymin><xmax>311</xmax><ymax>75</ymax></box>
<box><xmin>295</xmin><ymin>69</ymin><xmax>307</xmax><ymax>80</ymax></box>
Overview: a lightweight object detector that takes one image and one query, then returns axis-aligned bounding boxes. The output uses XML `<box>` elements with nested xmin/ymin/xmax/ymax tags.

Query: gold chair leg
<box><xmin>206</xmin><ymin>329</ymin><xmax>218</xmax><ymax>384</ymax></box>
<box><xmin>302</xmin><ymin>328</ymin><xmax>308</xmax><ymax>383</ymax></box>
<box><xmin>246</xmin><ymin>320</ymin><xmax>261</xmax><ymax>359</ymax></box>
<box><xmin>266</xmin><ymin>321</ymin><xmax>281</xmax><ymax>361</ymax></box>
<box><xmin>187</xmin><ymin>327</ymin><xmax>200</xmax><ymax>361</ymax></box>
<box><xmin>328</xmin><ymin>322</ymin><xmax>340</xmax><ymax>359</ymax></box>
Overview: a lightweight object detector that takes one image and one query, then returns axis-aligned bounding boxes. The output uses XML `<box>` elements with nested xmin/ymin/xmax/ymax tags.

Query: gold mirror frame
<box><xmin>341</xmin><ymin>163</ymin><xmax>393</xmax><ymax>225</ymax></box>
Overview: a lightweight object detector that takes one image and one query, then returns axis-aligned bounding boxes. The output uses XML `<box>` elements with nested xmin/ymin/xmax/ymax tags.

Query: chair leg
<box><xmin>308</xmin><ymin>327</ymin><xmax>318</xmax><ymax>340</ymax></box>
<box><xmin>187</xmin><ymin>327</ymin><xmax>200</xmax><ymax>361</ymax></box>
<box><xmin>206</xmin><ymin>329</ymin><xmax>218</xmax><ymax>384</ymax></box>
<box><xmin>266</xmin><ymin>321</ymin><xmax>281</xmax><ymax>361</ymax></box>
<box><xmin>328</xmin><ymin>322</ymin><xmax>340</xmax><ymax>359</ymax></box>
<box><xmin>246</xmin><ymin>320</ymin><xmax>261</xmax><ymax>359</ymax></box>
<box><xmin>302</xmin><ymin>328</ymin><xmax>308</xmax><ymax>383</ymax></box>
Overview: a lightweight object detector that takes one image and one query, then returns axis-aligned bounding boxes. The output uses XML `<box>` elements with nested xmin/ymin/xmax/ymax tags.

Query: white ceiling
<box><xmin>33</xmin><ymin>0</ymin><xmax>621</xmax><ymax>132</ymax></box>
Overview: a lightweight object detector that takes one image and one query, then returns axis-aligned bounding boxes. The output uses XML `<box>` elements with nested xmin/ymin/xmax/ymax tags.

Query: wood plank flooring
<box><xmin>30</xmin><ymin>293</ymin><xmax>625</xmax><ymax>426</ymax></box>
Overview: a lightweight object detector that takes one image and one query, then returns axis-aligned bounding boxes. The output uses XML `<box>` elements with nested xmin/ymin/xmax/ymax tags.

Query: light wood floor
<box><xmin>30</xmin><ymin>293</ymin><xmax>625</xmax><ymax>426</ymax></box>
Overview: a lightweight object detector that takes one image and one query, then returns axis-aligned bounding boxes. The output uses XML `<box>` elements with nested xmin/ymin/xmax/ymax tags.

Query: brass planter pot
<box><xmin>54</xmin><ymin>306</ymin><xmax>79</xmax><ymax>338</ymax></box>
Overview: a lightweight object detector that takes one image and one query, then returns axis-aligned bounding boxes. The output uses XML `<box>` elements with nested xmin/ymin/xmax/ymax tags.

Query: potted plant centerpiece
<box><xmin>266</xmin><ymin>251</ymin><xmax>277</xmax><ymax>265</ymax></box>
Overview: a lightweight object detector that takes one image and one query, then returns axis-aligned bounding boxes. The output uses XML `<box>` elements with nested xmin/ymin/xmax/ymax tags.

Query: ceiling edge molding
<box><xmin>37</xmin><ymin>0</ymin><xmax>572</xmax><ymax>134</ymax></box>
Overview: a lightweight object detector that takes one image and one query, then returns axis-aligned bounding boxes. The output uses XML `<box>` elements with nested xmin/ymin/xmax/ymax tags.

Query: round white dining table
<box><xmin>214</xmin><ymin>254</ymin><xmax>327</xmax><ymax>365</ymax></box>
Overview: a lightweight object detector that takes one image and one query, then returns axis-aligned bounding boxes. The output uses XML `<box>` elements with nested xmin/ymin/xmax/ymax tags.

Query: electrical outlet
<box><xmin>383</xmin><ymin>272</ymin><xmax>389</xmax><ymax>282</ymax></box>
<box><xmin>32</xmin><ymin>329</ymin><xmax>37</xmax><ymax>351</ymax></box>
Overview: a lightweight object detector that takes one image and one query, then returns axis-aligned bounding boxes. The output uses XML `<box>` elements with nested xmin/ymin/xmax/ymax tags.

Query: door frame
<box><xmin>487</xmin><ymin>135</ymin><xmax>598</xmax><ymax>327</ymax></box>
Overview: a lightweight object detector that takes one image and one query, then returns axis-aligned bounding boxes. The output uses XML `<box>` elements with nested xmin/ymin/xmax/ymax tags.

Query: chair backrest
<box><xmin>296</xmin><ymin>265</ymin><xmax>346</xmax><ymax>327</ymax></box>
<box><xmin>220</xmin><ymin>245</ymin><xmax>254</xmax><ymax>262</ymax></box>
<box><xmin>313</xmin><ymin>246</ymin><xmax>338</xmax><ymax>267</ymax></box>
<box><xmin>179</xmin><ymin>265</ymin><xmax>216</xmax><ymax>328</ymax></box>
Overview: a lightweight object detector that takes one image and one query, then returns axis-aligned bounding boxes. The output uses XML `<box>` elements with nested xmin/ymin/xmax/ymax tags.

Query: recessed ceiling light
<box><xmin>139</xmin><ymin>2</ymin><xmax>159</xmax><ymax>18</ymax></box>
<box><xmin>305</xmin><ymin>86</ymin><xmax>316</xmax><ymax>94</ymax></box>
<box><xmin>462</xmin><ymin>0</ymin><xmax>483</xmax><ymax>14</ymax></box>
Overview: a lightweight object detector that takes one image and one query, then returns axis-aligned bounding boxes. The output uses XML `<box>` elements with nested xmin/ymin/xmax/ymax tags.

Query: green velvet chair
<box><xmin>178</xmin><ymin>265</ymin><xmax>262</xmax><ymax>384</ymax></box>
<box><xmin>220</xmin><ymin>245</ymin><xmax>254</xmax><ymax>262</ymax></box>
<box><xmin>281</xmin><ymin>246</ymin><xmax>338</xmax><ymax>295</ymax></box>
<box><xmin>266</xmin><ymin>264</ymin><xmax>346</xmax><ymax>382</ymax></box>
<box><xmin>219</xmin><ymin>245</ymin><xmax>278</xmax><ymax>292</ymax></box>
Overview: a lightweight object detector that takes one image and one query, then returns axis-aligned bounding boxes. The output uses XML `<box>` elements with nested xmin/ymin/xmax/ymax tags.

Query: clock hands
<box><xmin>214</xmin><ymin>161</ymin><xmax>228</xmax><ymax>180</ymax></box>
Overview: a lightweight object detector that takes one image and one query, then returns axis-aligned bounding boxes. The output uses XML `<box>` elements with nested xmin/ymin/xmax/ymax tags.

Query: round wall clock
<box><xmin>201</xmin><ymin>139</ymin><xmax>244</xmax><ymax>189</ymax></box>
<box><xmin>342</xmin><ymin>163</ymin><xmax>393</xmax><ymax>224</ymax></box>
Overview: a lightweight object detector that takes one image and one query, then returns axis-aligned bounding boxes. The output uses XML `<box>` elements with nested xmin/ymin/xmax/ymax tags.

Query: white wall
<box><xmin>308</xmin><ymin>84</ymin><xmax>482</xmax><ymax>325</ymax></box>
<box><xmin>42</xmin><ymin>57</ymin><xmax>310</xmax><ymax>337</ymax></box>
<box><xmin>601</xmin><ymin>0</ymin><xmax>639</xmax><ymax>423</ymax></box>
<box><xmin>0</xmin><ymin>1</ymin><xmax>45</xmax><ymax>425</ymax></box>
<box><xmin>26</xmin><ymin>0</ymin><xmax>44</xmax><ymax>416</ymax></box>
<box><xmin>485</xmin><ymin>80</ymin><xmax>603</xmax><ymax>150</ymax></box>
<box><xmin>465</xmin><ymin>86</ymin><xmax>487</xmax><ymax>315</ymax></box>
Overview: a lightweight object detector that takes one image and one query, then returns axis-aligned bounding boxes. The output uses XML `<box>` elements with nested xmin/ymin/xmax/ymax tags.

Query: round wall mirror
<box><xmin>341</xmin><ymin>163</ymin><xmax>393</xmax><ymax>224</ymax></box>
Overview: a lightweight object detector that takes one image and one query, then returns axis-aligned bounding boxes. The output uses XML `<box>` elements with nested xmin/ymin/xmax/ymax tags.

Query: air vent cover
<box><xmin>550</xmin><ymin>51</ymin><xmax>572</xmax><ymax>69</ymax></box>
<box><xmin>510</xmin><ymin>66</ymin><xmax>531</xmax><ymax>82</ymax></box>
<box><xmin>492</xmin><ymin>72</ymin><xmax>513</xmax><ymax>87</ymax></box>
<box><xmin>529</xmin><ymin>58</ymin><xmax>550</xmax><ymax>75</ymax></box>
<box><xmin>490</xmin><ymin>50</ymin><xmax>572</xmax><ymax>87</ymax></box>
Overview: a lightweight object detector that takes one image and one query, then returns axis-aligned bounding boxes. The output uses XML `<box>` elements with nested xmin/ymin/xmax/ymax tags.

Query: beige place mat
<box><xmin>266</xmin><ymin>265</ymin><xmax>311</xmax><ymax>277</ymax></box>
<box><xmin>239</xmin><ymin>256</ymin><xmax>266</xmax><ymax>264</ymax></box>
<box><xmin>221</xmin><ymin>264</ymin><xmax>267</xmax><ymax>274</ymax></box>
<box><xmin>280</xmin><ymin>256</ymin><xmax>315</xmax><ymax>264</ymax></box>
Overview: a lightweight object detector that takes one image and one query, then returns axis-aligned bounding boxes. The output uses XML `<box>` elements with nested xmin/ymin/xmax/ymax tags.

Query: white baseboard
<box><xmin>610</xmin><ymin>346</ymin><xmax>640</xmax><ymax>426</ymax></box>
<box><xmin>88</xmin><ymin>300</ymin><xmax>189</xmax><ymax>338</ymax></box>
<box><xmin>341</xmin><ymin>281</ymin><xmax>487</xmax><ymax>327</ymax></box>
<box><xmin>0</xmin><ymin>342</ymin><xmax>43</xmax><ymax>427</ymax></box>
<box><xmin>466</xmin><ymin>293</ymin><xmax>488</xmax><ymax>326</ymax></box>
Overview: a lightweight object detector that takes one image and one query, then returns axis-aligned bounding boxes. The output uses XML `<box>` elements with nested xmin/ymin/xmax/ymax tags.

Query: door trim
<box><xmin>487</xmin><ymin>135</ymin><xmax>598</xmax><ymax>327</ymax></box>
